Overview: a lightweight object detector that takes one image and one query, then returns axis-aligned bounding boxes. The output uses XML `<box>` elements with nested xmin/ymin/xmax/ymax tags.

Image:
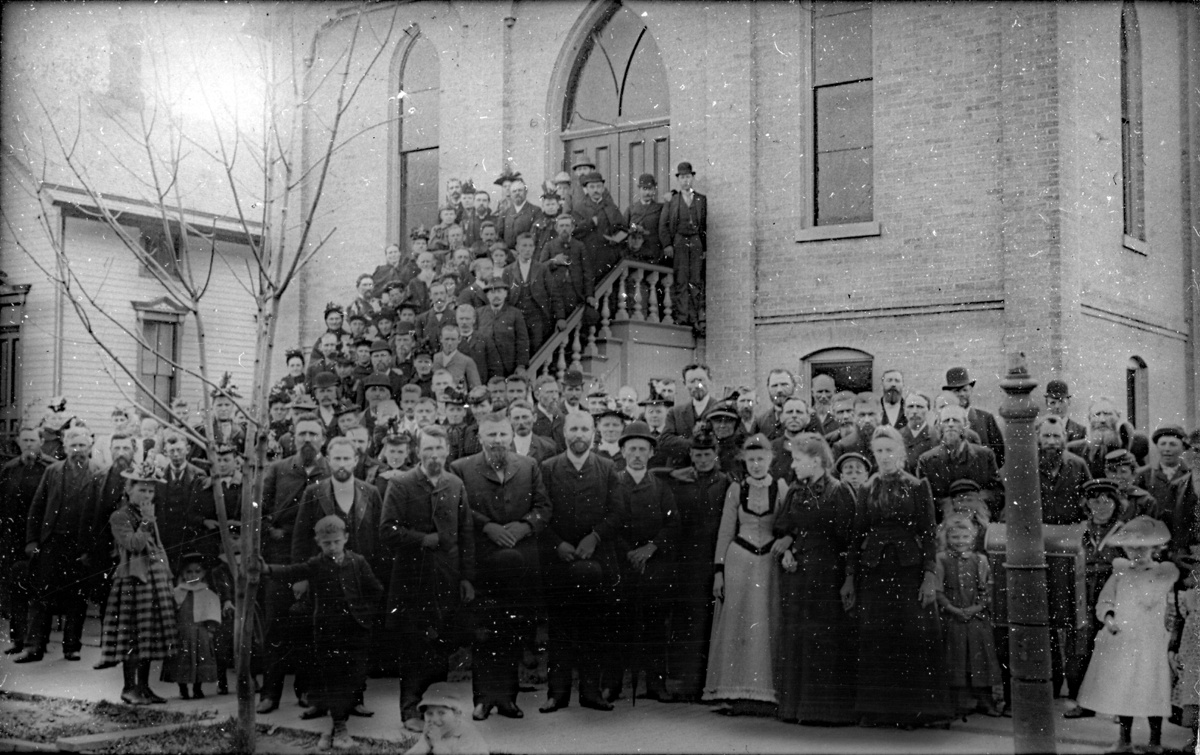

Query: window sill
<box><xmin>795</xmin><ymin>221</ymin><xmax>881</xmax><ymax>243</ymax></box>
<box><xmin>1122</xmin><ymin>234</ymin><xmax>1148</xmax><ymax>256</ymax></box>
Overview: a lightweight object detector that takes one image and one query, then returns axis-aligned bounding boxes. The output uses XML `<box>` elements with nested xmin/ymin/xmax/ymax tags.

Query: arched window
<box><xmin>559</xmin><ymin>2</ymin><xmax>670</xmax><ymax>207</ymax></box>
<box><xmin>1126</xmin><ymin>356</ymin><xmax>1148</xmax><ymax>431</ymax></box>
<box><xmin>398</xmin><ymin>34</ymin><xmax>439</xmax><ymax>243</ymax></box>
<box><xmin>1120</xmin><ymin>2</ymin><xmax>1144</xmax><ymax>242</ymax></box>
<box><xmin>801</xmin><ymin>347</ymin><xmax>874</xmax><ymax>394</ymax></box>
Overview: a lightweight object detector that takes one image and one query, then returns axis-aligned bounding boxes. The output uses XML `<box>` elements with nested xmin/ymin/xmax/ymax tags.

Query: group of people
<box><xmin>3</xmin><ymin>357</ymin><xmax>1199</xmax><ymax>754</ymax></box>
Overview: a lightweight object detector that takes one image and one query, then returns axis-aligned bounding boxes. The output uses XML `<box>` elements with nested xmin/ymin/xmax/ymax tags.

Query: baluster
<box><xmin>661</xmin><ymin>272</ymin><xmax>675</xmax><ymax>325</ymax></box>
<box><xmin>630</xmin><ymin>268</ymin><xmax>645</xmax><ymax>321</ymax></box>
<box><xmin>599</xmin><ymin>293</ymin><xmax>612</xmax><ymax>340</ymax></box>
<box><xmin>645</xmin><ymin>271</ymin><xmax>661</xmax><ymax>323</ymax></box>
<box><xmin>614</xmin><ymin>267</ymin><xmax>630</xmax><ymax>321</ymax></box>
<box><xmin>570</xmin><ymin>325</ymin><xmax>583</xmax><ymax>373</ymax></box>
<box><xmin>586</xmin><ymin>323</ymin><xmax>599</xmax><ymax>357</ymax></box>
<box><xmin>556</xmin><ymin>340</ymin><xmax>567</xmax><ymax>379</ymax></box>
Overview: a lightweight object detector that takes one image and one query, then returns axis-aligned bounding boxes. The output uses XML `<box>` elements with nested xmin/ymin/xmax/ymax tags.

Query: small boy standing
<box><xmin>404</xmin><ymin>682</ymin><xmax>489</xmax><ymax>755</ymax></box>
<box><xmin>263</xmin><ymin>516</ymin><xmax>382</xmax><ymax>750</ymax></box>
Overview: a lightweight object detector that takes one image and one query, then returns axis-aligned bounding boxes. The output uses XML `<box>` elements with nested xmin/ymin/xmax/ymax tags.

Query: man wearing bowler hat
<box><xmin>1045</xmin><ymin>379</ymin><xmax>1087</xmax><ymax>443</ymax></box>
<box><xmin>659</xmin><ymin>161</ymin><xmax>707</xmax><ymax>328</ymax></box>
<box><xmin>624</xmin><ymin>173</ymin><xmax>667</xmax><ymax>264</ymax></box>
<box><xmin>477</xmin><ymin>276</ymin><xmax>530</xmax><ymax>378</ymax></box>
<box><xmin>943</xmin><ymin>366</ymin><xmax>1005</xmax><ymax>469</ymax></box>
<box><xmin>572</xmin><ymin>170</ymin><xmax>627</xmax><ymax>286</ymax></box>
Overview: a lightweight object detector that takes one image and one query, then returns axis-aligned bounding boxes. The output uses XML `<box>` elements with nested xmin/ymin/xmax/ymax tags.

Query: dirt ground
<box><xmin>84</xmin><ymin>719</ymin><xmax>416</xmax><ymax>754</ymax></box>
<box><xmin>0</xmin><ymin>690</ymin><xmax>209</xmax><ymax>743</ymax></box>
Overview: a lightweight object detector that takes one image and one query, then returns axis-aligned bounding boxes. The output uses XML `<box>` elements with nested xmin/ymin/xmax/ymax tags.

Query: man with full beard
<box><xmin>879</xmin><ymin>369</ymin><xmax>908</xmax><ymax>429</ymax></box>
<box><xmin>289</xmin><ymin>437</ymin><xmax>383</xmax><ymax>719</ymax></box>
<box><xmin>1031</xmin><ymin>415</ymin><xmax>1091</xmax><ymax>525</ymax></box>
<box><xmin>381</xmin><ymin>426</ymin><xmax>475</xmax><ymax>733</ymax></box>
<box><xmin>538</xmin><ymin>411</ymin><xmax>630</xmax><ymax>713</ymax></box>
<box><xmin>1067</xmin><ymin>397</ymin><xmax>1150</xmax><ymax>479</ymax></box>
<box><xmin>450</xmin><ymin>413</ymin><xmax>550</xmax><ymax>721</ymax></box>
<box><xmin>258</xmin><ymin>415</ymin><xmax>331</xmax><ymax>714</ymax></box>
<box><xmin>943</xmin><ymin>366</ymin><xmax>1006</xmax><ymax>469</ymax></box>
<box><xmin>915</xmin><ymin>404</ymin><xmax>1003</xmax><ymax>518</ymax></box>
<box><xmin>89</xmin><ymin>433</ymin><xmax>137</xmax><ymax>622</ymax></box>
<box><xmin>832</xmin><ymin>393</ymin><xmax>882</xmax><ymax>473</ymax></box>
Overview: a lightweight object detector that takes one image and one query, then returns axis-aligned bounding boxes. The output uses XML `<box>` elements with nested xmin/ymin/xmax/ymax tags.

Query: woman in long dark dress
<box><xmin>773</xmin><ymin>432</ymin><xmax>858</xmax><ymax>724</ymax></box>
<box><xmin>847</xmin><ymin>425</ymin><xmax>952</xmax><ymax>727</ymax></box>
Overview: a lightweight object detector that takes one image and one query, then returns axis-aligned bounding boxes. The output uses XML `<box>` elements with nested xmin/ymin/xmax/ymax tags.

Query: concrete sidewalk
<box><xmin>1</xmin><ymin>618</ymin><xmax>1191</xmax><ymax>754</ymax></box>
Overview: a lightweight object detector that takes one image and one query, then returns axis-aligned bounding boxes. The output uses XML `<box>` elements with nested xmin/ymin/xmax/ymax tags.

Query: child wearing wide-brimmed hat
<box><xmin>1077</xmin><ymin>515</ymin><xmax>1179</xmax><ymax>753</ymax></box>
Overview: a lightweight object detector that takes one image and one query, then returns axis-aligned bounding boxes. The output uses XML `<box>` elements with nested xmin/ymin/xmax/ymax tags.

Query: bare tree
<box><xmin>2</xmin><ymin>5</ymin><xmax>398</xmax><ymax>750</ymax></box>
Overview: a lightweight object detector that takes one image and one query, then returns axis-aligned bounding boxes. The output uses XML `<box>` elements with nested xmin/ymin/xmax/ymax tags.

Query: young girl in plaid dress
<box><xmin>98</xmin><ymin>460</ymin><xmax>179</xmax><ymax>705</ymax></box>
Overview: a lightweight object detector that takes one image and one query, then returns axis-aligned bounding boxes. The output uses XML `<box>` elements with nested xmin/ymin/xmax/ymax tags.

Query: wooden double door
<box><xmin>562</xmin><ymin>122</ymin><xmax>670</xmax><ymax>208</ymax></box>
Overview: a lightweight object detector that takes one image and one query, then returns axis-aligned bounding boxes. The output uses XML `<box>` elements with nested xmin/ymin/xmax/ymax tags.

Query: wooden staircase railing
<box><xmin>527</xmin><ymin>259</ymin><xmax>675</xmax><ymax>380</ymax></box>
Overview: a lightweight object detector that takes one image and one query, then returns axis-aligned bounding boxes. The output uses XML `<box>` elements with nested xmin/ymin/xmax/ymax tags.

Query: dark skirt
<box><xmin>161</xmin><ymin>594</ymin><xmax>219</xmax><ymax>684</ymax></box>
<box><xmin>776</xmin><ymin>567</ymin><xmax>858</xmax><ymax>723</ymax></box>
<box><xmin>855</xmin><ymin>551</ymin><xmax>952</xmax><ymax>725</ymax></box>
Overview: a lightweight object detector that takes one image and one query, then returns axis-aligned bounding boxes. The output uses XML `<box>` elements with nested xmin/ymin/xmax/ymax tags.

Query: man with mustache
<box><xmin>381</xmin><ymin>425</ymin><xmax>475</xmax><ymax>733</ymax></box>
<box><xmin>943</xmin><ymin>366</ymin><xmax>1005</xmax><ymax>469</ymax></box>
<box><xmin>288</xmin><ymin>437</ymin><xmax>383</xmax><ymax>719</ymax></box>
<box><xmin>1032</xmin><ymin>415</ymin><xmax>1091</xmax><ymax>526</ymax></box>
<box><xmin>499</xmin><ymin>178</ymin><xmax>539</xmax><ymax>250</ymax></box>
<box><xmin>13</xmin><ymin>425</ymin><xmax>103</xmax><ymax>664</ymax></box>
<box><xmin>538</xmin><ymin>411</ymin><xmax>630</xmax><ymax>713</ymax></box>
<box><xmin>507</xmin><ymin>400</ymin><xmax>558</xmax><ymax>464</ymax></box>
<box><xmin>752</xmin><ymin>368</ymin><xmax>796</xmax><ymax>440</ymax></box>
<box><xmin>879</xmin><ymin>369</ymin><xmax>908</xmax><ymax>429</ymax></box>
<box><xmin>809</xmin><ymin>374</ymin><xmax>839</xmax><ymax>436</ymax></box>
<box><xmin>1044</xmin><ymin>380</ymin><xmax>1086</xmax><ymax>443</ymax></box>
<box><xmin>451</xmin><ymin>413</ymin><xmax>551</xmax><ymax>720</ymax></box>
<box><xmin>899</xmin><ymin>392</ymin><xmax>939</xmax><ymax>472</ymax></box>
<box><xmin>258</xmin><ymin>415</ymin><xmax>331</xmax><ymax>714</ymax></box>
<box><xmin>663</xmin><ymin>364</ymin><xmax>715</xmax><ymax>445</ymax></box>
<box><xmin>915</xmin><ymin>404</ymin><xmax>1003</xmax><ymax>519</ymax></box>
<box><xmin>1067</xmin><ymin>397</ymin><xmax>1150</xmax><ymax>479</ymax></box>
<box><xmin>832</xmin><ymin>393</ymin><xmax>883</xmax><ymax>473</ymax></box>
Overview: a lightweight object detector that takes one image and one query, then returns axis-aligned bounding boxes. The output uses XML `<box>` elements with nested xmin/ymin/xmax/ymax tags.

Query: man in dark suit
<box><xmin>156</xmin><ymin>429</ymin><xmax>210</xmax><ymax>572</ymax></box>
<box><xmin>832</xmin><ymin>393</ymin><xmax>882</xmax><ymax>473</ymax></box>
<box><xmin>879</xmin><ymin>369</ymin><xmax>908</xmax><ymax>430</ymax></box>
<box><xmin>477</xmin><ymin>277</ymin><xmax>531</xmax><ymax>378</ymax></box>
<box><xmin>916</xmin><ymin>404</ymin><xmax>1003</xmax><ymax>519</ymax></box>
<box><xmin>900</xmin><ymin>391</ymin><xmax>940</xmax><ymax>472</ymax></box>
<box><xmin>456</xmin><ymin>304</ymin><xmax>503</xmax><ymax>385</ymax></box>
<box><xmin>571</xmin><ymin>171</ymin><xmax>626</xmax><ymax>286</ymax></box>
<box><xmin>451</xmin><ymin>413</ymin><xmax>551</xmax><ymax>720</ymax></box>
<box><xmin>809</xmin><ymin>374</ymin><xmax>839</xmax><ymax>436</ymax></box>
<box><xmin>752</xmin><ymin>368</ymin><xmax>796</xmax><ymax>440</ymax></box>
<box><xmin>1136</xmin><ymin>425</ymin><xmax>1189</xmax><ymax>514</ymax></box>
<box><xmin>461</xmin><ymin>189</ymin><xmax>498</xmax><ymax>249</ymax></box>
<box><xmin>943</xmin><ymin>366</ymin><xmax>1005</xmax><ymax>469</ymax></box>
<box><xmin>502</xmin><ymin>233</ymin><xmax>556</xmax><ymax>355</ymax></box>
<box><xmin>538</xmin><ymin>411</ymin><xmax>630</xmax><ymax>713</ymax></box>
<box><xmin>531</xmin><ymin>375</ymin><xmax>562</xmax><ymax>447</ymax></box>
<box><xmin>1066</xmin><ymin>396</ymin><xmax>1150</xmax><ymax>479</ymax></box>
<box><xmin>257</xmin><ymin>414</ymin><xmax>331</xmax><ymax>714</ymax></box>
<box><xmin>662</xmin><ymin>363</ymin><xmax>715</xmax><ymax>447</ymax></box>
<box><xmin>508</xmin><ymin>400</ymin><xmax>559</xmax><ymax>463</ymax></box>
<box><xmin>1044</xmin><ymin>379</ymin><xmax>1087</xmax><ymax>443</ymax></box>
<box><xmin>499</xmin><ymin>179</ymin><xmax>540</xmax><ymax>250</ymax></box>
<box><xmin>414</xmin><ymin>280</ymin><xmax>456</xmax><ymax>354</ymax></box>
<box><xmin>381</xmin><ymin>425</ymin><xmax>475</xmax><ymax>732</ymax></box>
<box><xmin>539</xmin><ymin>213</ymin><xmax>592</xmax><ymax>324</ymax></box>
<box><xmin>659</xmin><ymin>161</ymin><xmax>707</xmax><ymax>326</ymax></box>
<box><xmin>1</xmin><ymin>426</ymin><xmax>51</xmax><ymax>656</ymax></box>
<box><xmin>14</xmin><ymin>426</ymin><xmax>104</xmax><ymax>663</ymax></box>
<box><xmin>624</xmin><ymin>174</ymin><xmax>667</xmax><ymax>264</ymax></box>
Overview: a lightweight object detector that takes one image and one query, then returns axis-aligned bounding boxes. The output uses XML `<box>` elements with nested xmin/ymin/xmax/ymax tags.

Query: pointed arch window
<box><xmin>399</xmin><ymin>34</ymin><xmax>439</xmax><ymax>243</ymax></box>
<box><xmin>1120</xmin><ymin>2</ymin><xmax>1145</xmax><ymax>245</ymax></box>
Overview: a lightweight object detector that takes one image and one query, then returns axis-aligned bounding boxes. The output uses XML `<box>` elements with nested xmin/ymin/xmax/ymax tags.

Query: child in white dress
<box><xmin>1077</xmin><ymin>516</ymin><xmax>1178</xmax><ymax>754</ymax></box>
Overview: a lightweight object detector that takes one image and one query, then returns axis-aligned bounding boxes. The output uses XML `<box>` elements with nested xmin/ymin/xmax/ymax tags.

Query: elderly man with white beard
<box><xmin>1066</xmin><ymin>397</ymin><xmax>1150</xmax><ymax>479</ymax></box>
<box><xmin>916</xmin><ymin>404</ymin><xmax>1003</xmax><ymax>519</ymax></box>
<box><xmin>450</xmin><ymin>413</ymin><xmax>551</xmax><ymax>721</ymax></box>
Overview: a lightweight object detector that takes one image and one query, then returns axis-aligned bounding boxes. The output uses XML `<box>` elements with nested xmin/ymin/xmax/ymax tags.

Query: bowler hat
<box><xmin>562</xmin><ymin>369</ymin><xmax>584</xmax><ymax>388</ymax></box>
<box><xmin>943</xmin><ymin>367</ymin><xmax>977</xmax><ymax>390</ymax></box>
<box><xmin>369</xmin><ymin>339</ymin><xmax>392</xmax><ymax>354</ymax></box>
<box><xmin>619</xmin><ymin>421</ymin><xmax>657</xmax><ymax>447</ymax></box>
<box><xmin>637</xmin><ymin>173</ymin><xmax>657</xmax><ymax>189</ymax></box>
<box><xmin>675</xmin><ymin>161</ymin><xmax>695</xmax><ymax>176</ymax></box>
<box><xmin>1152</xmin><ymin>425</ymin><xmax>1189</xmax><ymax>447</ymax></box>
<box><xmin>1105</xmin><ymin>515</ymin><xmax>1171</xmax><ymax>548</ymax></box>
<box><xmin>1045</xmin><ymin>379</ymin><xmax>1071</xmax><ymax>399</ymax></box>
<box><xmin>311</xmin><ymin>371</ymin><xmax>339</xmax><ymax>390</ymax></box>
<box><xmin>483</xmin><ymin>276</ymin><xmax>509</xmax><ymax>292</ymax></box>
<box><xmin>571</xmin><ymin>158</ymin><xmax>596</xmax><ymax>171</ymax></box>
<box><xmin>581</xmin><ymin>170</ymin><xmax>605</xmax><ymax>186</ymax></box>
<box><xmin>362</xmin><ymin>374</ymin><xmax>395</xmax><ymax>395</ymax></box>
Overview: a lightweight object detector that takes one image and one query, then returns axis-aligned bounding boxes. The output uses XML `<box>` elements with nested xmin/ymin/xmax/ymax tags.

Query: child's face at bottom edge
<box><xmin>423</xmin><ymin>705</ymin><xmax>458</xmax><ymax>730</ymax></box>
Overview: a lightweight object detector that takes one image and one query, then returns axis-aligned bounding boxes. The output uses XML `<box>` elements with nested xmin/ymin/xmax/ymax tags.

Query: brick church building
<box><xmin>3</xmin><ymin>1</ymin><xmax>1198</xmax><ymax>442</ymax></box>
